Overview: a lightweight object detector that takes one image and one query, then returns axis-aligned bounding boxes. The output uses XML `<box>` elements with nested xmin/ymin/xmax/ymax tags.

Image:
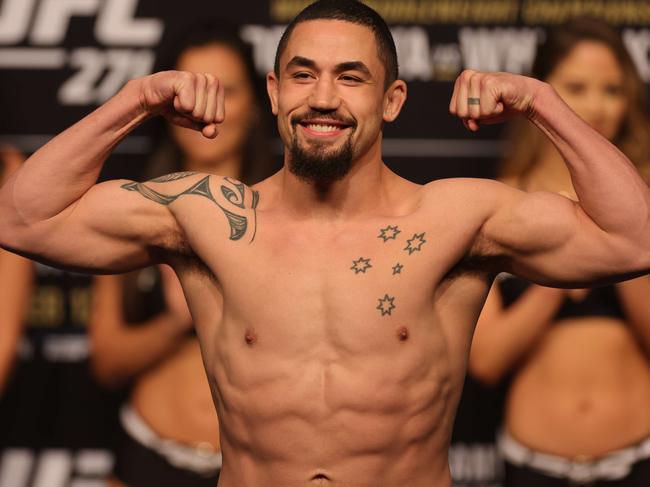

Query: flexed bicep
<box><xmin>480</xmin><ymin>184</ymin><xmax>648</xmax><ymax>287</ymax></box>
<box><xmin>123</xmin><ymin>172</ymin><xmax>260</xmax><ymax>243</ymax></box>
<box><xmin>0</xmin><ymin>70</ymin><xmax>228</xmax><ymax>274</ymax></box>
<box><xmin>1</xmin><ymin>177</ymin><xmax>183</xmax><ymax>274</ymax></box>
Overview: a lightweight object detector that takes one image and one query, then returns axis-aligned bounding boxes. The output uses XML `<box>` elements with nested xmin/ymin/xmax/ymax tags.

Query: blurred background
<box><xmin>1</xmin><ymin>0</ymin><xmax>650</xmax><ymax>486</ymax></box>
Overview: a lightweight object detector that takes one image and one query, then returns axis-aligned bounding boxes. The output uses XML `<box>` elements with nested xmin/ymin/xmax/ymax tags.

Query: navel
<box><xmin>244</xmin><ymin>328</ymin><xmax>257</xmax><ymax>345</ymax></box>
<box><xmin>397</xmin><ymin>326</ymin><xmax>409</xmax><ymax>342</ymax></box>
<box><xmin>310</xmin><ymin>473</ymin><xmax>331</xmax><ymax>485</ymax></box>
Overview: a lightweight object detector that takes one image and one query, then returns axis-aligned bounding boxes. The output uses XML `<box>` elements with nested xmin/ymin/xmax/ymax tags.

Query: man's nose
<box><xmin>308</xmin><ymin>77</ymin><xmax>341</xmax><ymax>111</ymax></box>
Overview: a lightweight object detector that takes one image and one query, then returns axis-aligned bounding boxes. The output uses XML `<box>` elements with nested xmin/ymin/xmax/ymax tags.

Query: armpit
<box><xmin>156</xmin><ymin>233</ymin><xmax>216</xmax><ymax>283</ymax></box>
<box><xmin>444</xmin><ymin>233</ymin><xmax>505</xmax><ymax>282</ymax></box>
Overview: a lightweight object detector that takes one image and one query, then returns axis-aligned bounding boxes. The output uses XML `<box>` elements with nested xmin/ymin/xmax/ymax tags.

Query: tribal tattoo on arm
<box><xmin>148</xmin><ymin>171</ymin><xmax>198</xmax><ymax>183</ymax></box>
<box><xmin>121</xmin><ymin>173</ymin><xmax>259</xmax><ymax>242</ymax></box>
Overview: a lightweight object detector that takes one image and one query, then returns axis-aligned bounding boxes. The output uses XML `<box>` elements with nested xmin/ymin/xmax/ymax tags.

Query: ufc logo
<box><xmin>0</xmin><ymin>0</ymin><xmax>163</xmax><ymax>105</ymax></box>
<box><xmin>0</xmin><ymin>0</ymin><xmax>162</xmax><ymax>46</ymax></box>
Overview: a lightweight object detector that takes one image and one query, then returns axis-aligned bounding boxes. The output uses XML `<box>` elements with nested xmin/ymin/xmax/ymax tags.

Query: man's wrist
<box><xmin>116</xmin><ymin>77</ymin><xmax>154</xmax><ymax>126</ymax></box>
<box><xmin>525</xmin><ymin>80</ymin><xmax>556</xmax><ymax>123</ymax></box>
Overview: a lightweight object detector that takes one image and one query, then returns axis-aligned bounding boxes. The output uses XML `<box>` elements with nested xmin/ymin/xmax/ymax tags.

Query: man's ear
<box><xmin>382</xmin><ymin>80</ymin><xmax>407</xmax><ymax>122</ymax></box>
<box><xmin>267</xmin><ymin>71</ymin><xmax>279</xmax><ymax>116</ymax></box>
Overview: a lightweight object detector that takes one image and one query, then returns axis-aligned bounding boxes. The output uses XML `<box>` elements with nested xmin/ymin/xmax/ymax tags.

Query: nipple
<box><xmin>244</xmin><ymin>328</ymin><xmax>257</xmax><ymax>345</ymax></box>
<box><xmin>397</xmin><ymin>326</ymin><xmax>409</xmax><ymax>341</ymax></box>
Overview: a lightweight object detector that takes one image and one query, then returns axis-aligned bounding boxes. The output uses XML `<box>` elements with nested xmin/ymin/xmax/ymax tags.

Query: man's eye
<box><xmin>341</xmin><ymin>75</ymin><xmax>361</xmax><ymax>82</ymax></box>
<box><xmin>294</xmin><ymin>72</ymin><xmax>312</xmax><ymax>79</ymax></box>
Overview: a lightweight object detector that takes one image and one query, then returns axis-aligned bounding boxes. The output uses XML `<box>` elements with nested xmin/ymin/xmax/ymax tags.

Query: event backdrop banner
<box><xmin>2</xmin><ymin>0</ymin><xmax>650</xmax><ymax>182</ymax></box>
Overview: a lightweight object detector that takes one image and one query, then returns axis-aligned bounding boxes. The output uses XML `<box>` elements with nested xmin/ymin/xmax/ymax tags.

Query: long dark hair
<box><xmin>145</xmin><ymin>21</ymin><xmax>277</xmax><ymax>185</ymax></box>
<box><xmin>500</xmin><ymin>17</ymin><xmax>650</xmax><ymax>183</ymax></box>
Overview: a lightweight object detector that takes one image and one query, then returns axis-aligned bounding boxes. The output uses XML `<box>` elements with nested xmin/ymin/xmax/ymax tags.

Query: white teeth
<box><xmin>307</xmin><ymin>124</ymin><xmax>339</xmax><ymax>133</ymax></box>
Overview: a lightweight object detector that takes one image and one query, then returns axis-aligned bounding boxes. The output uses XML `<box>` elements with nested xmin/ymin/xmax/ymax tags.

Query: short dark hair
<box><xmin>273</xmin><ymin>0</ymin><xmax>398</xmax><ymax>89</ymax></box>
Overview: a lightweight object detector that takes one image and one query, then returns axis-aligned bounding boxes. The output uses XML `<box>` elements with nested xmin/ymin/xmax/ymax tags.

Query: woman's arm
<box><xmin>0</xmin><ymin>249</ymin><xmax>32</xmax><ymax>395</ymax></box>
<box><xmin>89</xmin><ymin>270</ymin><xmax>192</xmax><ymax>388</ymax></box>
<box><xmin>0</xmin><ymin>147</ymin><xmax>33</xmax><ymax>395</ymax></box>
<box><xmin>615</xmin><ymin>276</ymin><xmax>650</xmax><ymax>356</ymax></box>
<box><xmin>469</xmin><ymin>280</ymin><xmax>566</xmax><ymax>385</ymax></box>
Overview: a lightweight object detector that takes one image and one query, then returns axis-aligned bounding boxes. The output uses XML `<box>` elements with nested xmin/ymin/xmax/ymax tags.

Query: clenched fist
<box><xmin>449</xmin><ymin>70</ymin><xmax>545</xmax><ymax>132</ymax></box>
<box><xmin>138</xmin><ymin>70</ymin><xmax>225</xmax><ymax>139</ymax></box>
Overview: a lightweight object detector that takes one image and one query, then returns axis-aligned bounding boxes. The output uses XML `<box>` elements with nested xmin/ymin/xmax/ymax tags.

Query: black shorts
<box><xmin>505</xmin><ymin>457</ymin><xmax>650</xmax><ymax>487</ymax></box>
<box><xmin>113</xmin><ymin>421</ymin><xmax>220</xmax><ymax>487</ymax></box>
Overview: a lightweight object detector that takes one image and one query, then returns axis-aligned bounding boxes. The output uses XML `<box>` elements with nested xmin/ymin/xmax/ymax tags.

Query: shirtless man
<box><xmin>1</xmin><ymin>1</ymin><xmax>649</xmax><ymax>486</ymax></box>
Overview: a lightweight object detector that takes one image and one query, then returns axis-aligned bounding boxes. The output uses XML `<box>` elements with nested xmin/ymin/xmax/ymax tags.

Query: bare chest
<box><xmin>187</xmin><ymin>212</ymin><xmax>473</xmax><ymax>352</ymax></box>
<box><xmin>178</xmin><ymin>207</ymin><xmax>484</xmax><ymax>439</ymax></box>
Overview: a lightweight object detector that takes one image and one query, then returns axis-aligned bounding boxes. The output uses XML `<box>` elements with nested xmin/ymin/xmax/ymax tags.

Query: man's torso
<box><xmin>163</xmin><ymin>173</ymin><xmax>496</xmax><ymax>486</ymax></box>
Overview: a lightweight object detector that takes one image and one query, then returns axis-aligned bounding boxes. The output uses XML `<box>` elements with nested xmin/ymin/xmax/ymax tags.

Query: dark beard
<box><xmin>288</xmin><ymin>130</ymin><xmax>354</xmax><ymax>186</ymax></box>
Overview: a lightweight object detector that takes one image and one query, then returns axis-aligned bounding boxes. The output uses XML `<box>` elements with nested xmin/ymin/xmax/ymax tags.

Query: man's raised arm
<box><xmin>0</xmin><ymin>71</ymin><xmax>224</xmax><ymax>273</ymax></box>
<box><xmin>450</xmin><ymin>70</ymin><xmax>650</xmax><ymax>286</ymax></box>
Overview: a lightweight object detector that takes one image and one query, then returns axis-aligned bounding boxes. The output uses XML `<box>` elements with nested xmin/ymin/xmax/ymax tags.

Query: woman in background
<box><xmin>90</xmin><ymin>23</ymin><xmax>276</xmax><ymax>487</ymax></box>
<box><xmin>470</xmin><ymin>18</ymin><xmax>650</xmax><ymax>487</ymax></box>
<box><xmin>0</xmin><ymin>146</ymin><xmax>32</xmax><ymax>396</ymax></box>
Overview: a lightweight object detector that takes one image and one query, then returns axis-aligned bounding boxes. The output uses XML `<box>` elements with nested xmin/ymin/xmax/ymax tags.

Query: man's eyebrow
<box><xmin>286</xmin><ymin>56</ymin><xmax>317</xmax><ymax>71</ymax></box>
<box><xmin>285</xmin><ymin>57</ymin><xmax>372</xmax><ymax>77</ymax></box>
<box><xmin>335</xmin><ymin>61</ymin><xmax>371</xmax><ymax>77</ymax></box>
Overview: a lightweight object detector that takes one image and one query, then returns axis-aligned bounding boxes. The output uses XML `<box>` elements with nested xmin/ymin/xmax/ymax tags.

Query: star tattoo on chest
<box><xmin>377</xmin><ymin>294</ymin><xmax>396</xmax><ymax>316</ymax></box>
<box><xmin>350</xmin><ymin>257</ymin><xmax>372</xmax><ymax>274</ymax></box>
<box><xmin>377</xmin><ymin>225</ymin><xmax>401</xmax><ymax>242</ymax></box>
<box><xmin>404</xmin><ymin>232</ymin><xmax>427</xmax><ymax>255</ymax></box>
<box><xmin>392</xmin><ymin>263</ymin><xmax>404</xmax><ymax>275</ymax></box>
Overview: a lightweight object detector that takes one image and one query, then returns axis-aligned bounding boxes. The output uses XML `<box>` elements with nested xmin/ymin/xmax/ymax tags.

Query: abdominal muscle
<box><xmin>506</xmin><ymin>317</ymin><xmax>650</xmax><ymax>458</ymax></box>
<box><xmin>131</xmin><ymin>338</ymin><xmax>221</xmax><ymax>449</ymax></box>
<box><xmin>212</xmin><ymin>317</ymin><xmax>458</xmax><ymax>487</ymax></box>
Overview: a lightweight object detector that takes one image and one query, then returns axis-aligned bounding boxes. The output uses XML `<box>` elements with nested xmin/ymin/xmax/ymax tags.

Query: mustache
<box><xmin>291</xmin><ymin>111</ymin><xmax>356</xmax><ymax>127</ymax></box>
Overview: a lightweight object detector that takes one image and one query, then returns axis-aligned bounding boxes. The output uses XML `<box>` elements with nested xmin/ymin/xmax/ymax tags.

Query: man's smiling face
<box><xmin>267</xmin><ymin>19</ymin><xmax>392</xmax><ymax>184</ymax></box>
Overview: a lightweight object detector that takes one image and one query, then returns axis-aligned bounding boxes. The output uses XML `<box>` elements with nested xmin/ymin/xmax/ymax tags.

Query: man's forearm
<box><xmin>0</xmin><ymin>79</ymin><xmax>148</xmax><ymax>225</ymax></box>
<box><xmin>530</xmin><ymin>84</ymin><xmax>650</xmax><ymax>235</ymax></box>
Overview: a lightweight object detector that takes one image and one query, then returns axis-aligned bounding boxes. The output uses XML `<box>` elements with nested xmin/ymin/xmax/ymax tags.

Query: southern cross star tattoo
<box><xmin>350</xmin><ymin>257</ymin><xmax>372</xmax><ymax>274</ymax></box>
<box><xmin>392</xmin><ymin>263</ymin><xmax>404</xmax><ymax>275</ymax></box>
<box><xmin>404</xmin><ymin>232</ymin><xmax>427</xmax><ymax>255</ymax></box>
<box><xmin>378</xmin><ymin>225</ymin><xmax>401</xmax><ymax>242</ymax></box>
<box><xmin>377</xmin><ymin>294</ymin><xmax>396</xmax><ymax>316</ymax></box>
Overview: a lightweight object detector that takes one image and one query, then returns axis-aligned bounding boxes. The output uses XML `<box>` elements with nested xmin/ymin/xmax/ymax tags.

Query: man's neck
<box><xmin>278</xmin><ymin>142</ymin><xmax>393</xmax><ymax>219</ymax></box>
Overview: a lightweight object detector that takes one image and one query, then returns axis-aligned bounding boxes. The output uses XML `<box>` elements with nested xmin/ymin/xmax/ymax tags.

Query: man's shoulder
<box><xmin>140</xmin><ymin>172</ymin><xmax>263</xmax><ymax>207</ymax></box>
<box><xmin>422</xmin><ymin>176</ymin><xmax>505</xmax><ymax>192</ymax></box>
<box><xmin>145</xmin><ymin>171</ymin><xmax>246</xmax><ymax>189</ymax></box>
<box><xmin>421</xmin><ymin>177</ymin><xmax>512</xmax><ymax>211</ymax></box>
